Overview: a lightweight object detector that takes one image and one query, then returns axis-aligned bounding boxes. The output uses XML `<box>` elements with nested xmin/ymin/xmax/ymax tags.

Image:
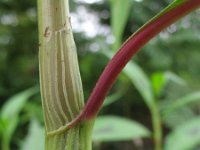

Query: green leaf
<box><xmin>1</xmin><ymin>86</ymin><xmax>39</xmax><ymax>119</ymax></box>
<box><xmin>0</xmin><ymin>86</ymin><xmax>39</xmax><ymax>149</ymax></box>
<box><xmin>124</xmin><ymin>61</ymin><xmax>155</xmax><ymax>109</ymax></box>
<box><xmin>151</xmin><ymin>72</ymin><xmax>166</xmax><ymax>97</ymax></box>
<box><xmin>110</xmin><ymin>0</ymin><xmax>131</xmax><ymax>50</ymax></box>
<box><xmin>162</xmin><ymin>107</ymin><xmax>195</xmax><ymax>129</ymax></box>
<box><xmin>103</xmin><ymin>91</ymin><xmax>124</xmax><ymax>107</ymax></box>
<box><xmin>165</xmin><ymin>118</ymin><xmax>200</xmax><ymax>150</ymax></box>
<box><xmin>164</xmin><ymin>72</ymin><xmax>186</xmax><ymax>86</ymax></box>
<box><xmin>92</xmin><ymin>116</ymin><xmax>151</xmax><ymax>142</ymax></box>
<box><xmin>21</xmin><ymin>119</ymin><xmax>45</xmax><ymax>150</ymax></box>
<box><xmin>151</xmin><ymin>72</ymin><xmax>186</xmax><ymax>97</ymax></box>
<box><xmin>162</xmin><ymin>92</ymin><xmax>200</xmax><ymax>116</ymax></box>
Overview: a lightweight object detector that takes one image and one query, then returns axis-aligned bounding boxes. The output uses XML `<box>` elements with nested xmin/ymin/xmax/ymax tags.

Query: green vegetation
<box><xmin>0</xmin><ymin>0</ymin><xmax>200</xmax><ymax>150</ymax></box>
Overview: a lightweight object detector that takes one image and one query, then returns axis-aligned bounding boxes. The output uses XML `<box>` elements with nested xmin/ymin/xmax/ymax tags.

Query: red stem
<box><xmin>70</xmin><ymin>0</ymin><xmax>200</xmax><ymax>125</ymax></box>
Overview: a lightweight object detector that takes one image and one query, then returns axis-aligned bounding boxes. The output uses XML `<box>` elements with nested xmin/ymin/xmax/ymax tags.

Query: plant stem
<box><xmin>37</xmin><ymin>0</ymin><xmax>93</xmax><ymax>149</ymax></box>
<box><xmin>79</xmin><ymin>120</ymin><xmax>95</xmax><ymax>150</ymax></box>
<box><xmin>151</xmin><ymin>103</ymin><xmax>162</xmax><ymax>150</ymax></box>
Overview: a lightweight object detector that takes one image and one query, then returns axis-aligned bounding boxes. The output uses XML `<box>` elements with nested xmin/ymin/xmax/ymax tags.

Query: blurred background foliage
<box><xmin>0</xmin><ymin>0</ymin><xmax>200</xmax><ymax>150</ymax></box>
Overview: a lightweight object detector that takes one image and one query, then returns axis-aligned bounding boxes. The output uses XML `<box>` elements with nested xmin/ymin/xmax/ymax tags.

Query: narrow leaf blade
<box><xmin>163</xmin><ymin>92</ymin><xmax>200</xmax><ymax>116</ymax></box>
<box><xmin>110</xmin><ymin>0</ymin><xmax>131</xmax><ymax>49</ymax></box>
<box><xmin>1</xmin><ymin>86</ymin><xmax>39</xmax><ymax>119</ymax></box>
<box><xmin>0</xmin><ymin>86</ymin><xmax>38</xmax><ymax>147</ymax></box>
<box><xmin>165</xmin><ymin>118</ymin><xmax>200</xmax><ymax>150</ymax></box>
<box><xmin>103</xmin><ymin>91</ymin><xmax>124</xmax><ymax>107</ymax></box>
<box><xmin>124</xmin><ymin>61</ymin><xmax>155</xmax><ymax>108</ymax></box>
<box><xmin>93</xmin><ymin>116</ymin><xmax>151</xmax><ymax>142</ymax></box>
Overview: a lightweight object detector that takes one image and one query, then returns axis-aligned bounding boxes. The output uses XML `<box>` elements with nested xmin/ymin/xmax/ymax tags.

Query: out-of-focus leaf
<box><xmin>165</xmin><ymin>118</ymin><xmax>200</xmax><ymax>150</ymax></box>
<box><xmin>166</xmin><ymin>29</ymin><xmax>200</xmax><ymax>44</ymax></box>
<box><xmin>124</xmin><ymin>62</ymin><xmax>155</xmax><ymax>109</ymax></box>
<box><xmin>93</xmin><ymin>116</ymin><xmax>151</xmax><ymax>142</ymax></box>
<box><xmin>165</xmin><ymin>72</ymin><xmax>186</xmax><ymax>86</ymax></box>
<box><xmin>151</xmin><ymin>72</ymin><xmax>166</xmax><ymax>97</ymax></box>
<box><xmin>21</xmin><ymin>119</ymin><xmax>44</xmax><ymax>150</ymax></box>
<box><xmin>162</xmin><ymin>107</ymin><xmax>195</xmax><ymax>129</ymax></box>
<box><xmin>0</xmin><ymin>119</ymin><xmax>4</xmax><ymax>133</ymax></box>
<box><xmin>162</xmin><ymin>92</ymin><xmax>200</xmax><ymax>116</ymax></box>
<box><xmin>1</xmin><ymin>86</ymin><xmax>39</xmax><ymax>119</ymax></box>
<box><xmin>151</xmin><ymin>72</ymin><xmax>186</xmax><ymax>97</ymax></box>
<box><xmin>23</xmin><ymin>102</ymin><xmax>44</xmax><ymax>123</ymax></box>
<box><xmin>110</xmin><ymin>0</ymin><xmax>131</xmax><ymax>50</ymax></box>
<box><xmin>0</xmin><ymin>86</ymin><xmax>39</xmax><ymax>149</ymax></box>
<box><xmin>103</xmin><ymin>91</ymin><xmax>124</xmax><ymax>107</ymax></box>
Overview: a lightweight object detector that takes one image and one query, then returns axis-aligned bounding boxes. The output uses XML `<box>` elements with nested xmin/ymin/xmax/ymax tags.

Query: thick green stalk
<box><xmin>37</xmin><ymin>0</ymin><xmax>93</xmax><ymax>149</ymax></box>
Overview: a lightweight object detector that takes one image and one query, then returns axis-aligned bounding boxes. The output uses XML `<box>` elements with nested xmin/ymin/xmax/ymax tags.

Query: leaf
<box><xmin>162</xmin><ymin>107</ymin><xmax>195</xmax><ymax>129</ymax></box>
<box><xmin>1</xmin><ymin>86</ymin><xmax>39</xmax><ymax>119</ymax></box>
<box><xmin>0</xmin><ymin>86</ymin><xmax>39</xmax><ymax>148</ymax></box>
<box><xmin>92</xmin><ymin>116</ymin><xmax>151</xmax><ymax>142</ymax></box>
<box><xmin>124</xmin><ymin>62</ymin><xmax>155</xmax><ymax>109</ymax></box>
<box><xmin>151</xmin><ymin>72</ymin><xmax>186</xmax><ymax>97</ymax></box>
<box><xmin>110</xmin><ymin>0</ymin><xmax>131</xmax><ymax>50</ymax></box>
<box><xmin>151</xmin><ymin>72</ymin><xmax>166</xmax><ymax>97</ymax></box>
<box><xmin>162</xmin><ymin>92</ymin><xmax>200</xmax><ymax>116</ymax></box>
<box><xmin>21</xmin><ymin>119</ymin><xmax>45</xmax><ymax>150</ymax></box>
<box><xmin>165</xmin><ymin>118</ymin><xmax>200</xmax><ymax>150</ymax></box>
<box><xmin>103</xmin><ymin>91</ymin><xmax>124</xmax><ymax>107</ymax></box>
<box><xmin>165</xmin><ymin>72</ymin><xmax>186</xmax><ymax>86</ymax></box>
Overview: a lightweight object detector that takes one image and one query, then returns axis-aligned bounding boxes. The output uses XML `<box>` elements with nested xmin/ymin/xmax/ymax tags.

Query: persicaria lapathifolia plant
<box><xmin>37</xmin><ymin>0</ymin><xmax>200</xmax><ymax>149</ymax></box>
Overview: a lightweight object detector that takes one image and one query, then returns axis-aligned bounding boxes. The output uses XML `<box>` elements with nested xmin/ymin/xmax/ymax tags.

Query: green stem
<box><xmin>37</xmin><ymin>0</ymin><xmax>94</xmax><ymax>149</ymax></box>
<box><xmin>80</xmin><ymin>120</ymin><xmax>95</xmax><ymax>150</ymax></box>
<box><xmin>45</xmin><ymin>120</ymin><xmax>94</xmax><ymax>150</ymax></box>
<box><xmin>151</xmin><ymin>104</ymin><xmax>162</xmax><ymax>150</ymax></box>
